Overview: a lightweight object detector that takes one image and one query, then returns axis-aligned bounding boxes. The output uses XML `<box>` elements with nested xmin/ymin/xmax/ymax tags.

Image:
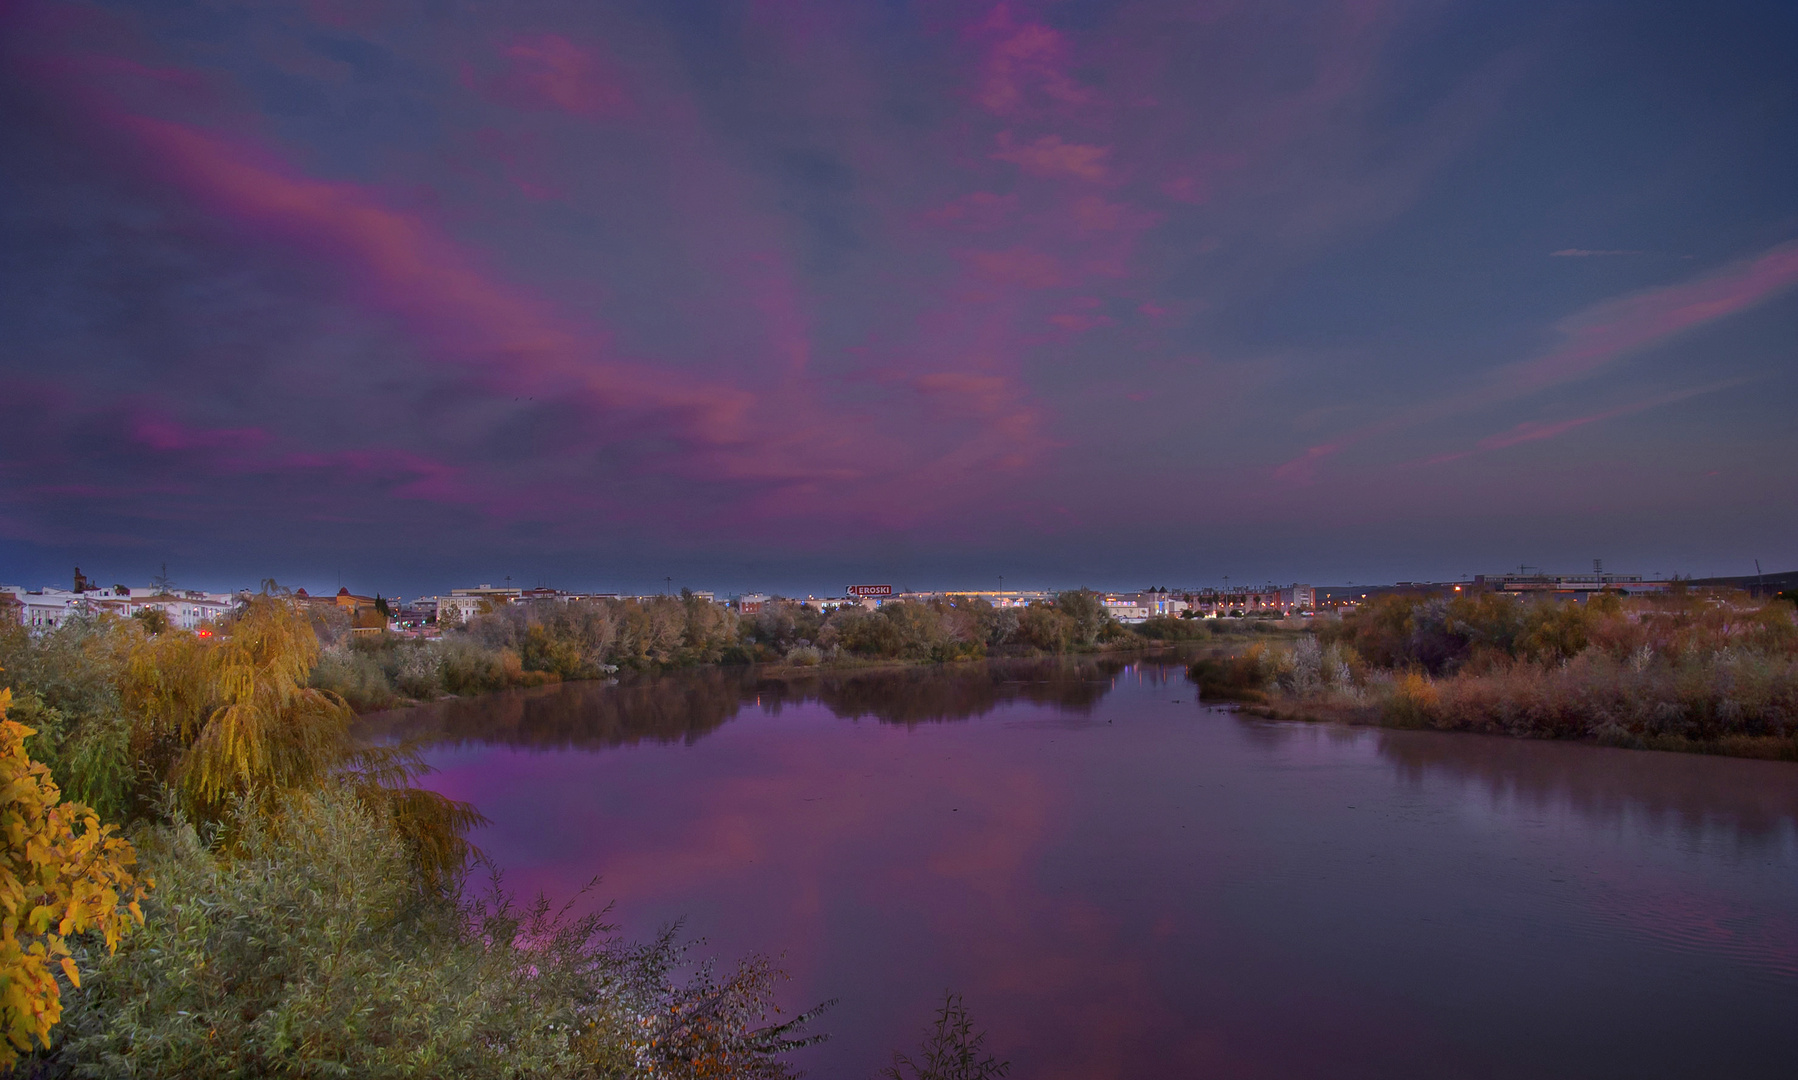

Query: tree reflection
<box><xmin>361</xmin><ymin>655</ymin><xmax>1150</xmax><ymax>750</ymax></box>
<box><xmin>1372</xmin><ymin>727</ymin><xmax>1798</xmax><ymax>848</ymax></box>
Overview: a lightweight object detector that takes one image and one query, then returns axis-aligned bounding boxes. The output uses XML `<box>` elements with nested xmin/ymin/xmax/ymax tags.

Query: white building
<box><xmin>1</xmin><ymin>586</ymin><xmax>81</xmax><ymax>630</ymax></box>
<box><xmin>0</xmin><ymin>585</ymin><xmax>235</xmax><ymax>631</ymax></box>
<box><xmin>435</xmin><ymin>584</ymin><xmax>523</xmax><ymax>625</ymax></box>
<box><xmin>1101</xmin><ymin>595</ymin><xmax>1152</xmax><ymax>622</ymax></box>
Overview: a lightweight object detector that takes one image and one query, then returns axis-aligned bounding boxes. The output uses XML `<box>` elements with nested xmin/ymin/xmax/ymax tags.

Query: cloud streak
<box><xmin>1274</xmin><ymin>239</ymin><xmax>1798</xmax><ymax>481</ymax></box>
<box><xmin>1416</xmin><ymin>379</ymin><xmax>1753</xmax><ymax>465</ymax></box>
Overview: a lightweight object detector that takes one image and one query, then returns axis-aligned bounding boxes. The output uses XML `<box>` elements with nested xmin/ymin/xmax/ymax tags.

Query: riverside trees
<box><xmin>0</xmin><ymin>595</ymin><xmax>825</xmax><ymax>1076</ymax></box>
<box><xmin>1197</xmin><ymin>590</ymin><xmax>1798</xmax><ymax>759</ymax></box>
<box><xmin>305</xmin><ymin>590</ymin><xmax>1156</xmax><ymax>710</ymax></box>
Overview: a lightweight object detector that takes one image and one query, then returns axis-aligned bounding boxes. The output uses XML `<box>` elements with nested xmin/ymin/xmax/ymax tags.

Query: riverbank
<box><xmin>315</xmin><ymin>592</ymin><xmax>1303</xmax><ymax>712</ymax></box>
<box><xmin>1229</xmin><ymin>696</ymin><xmax>1798</xmax><ymax>762</ymax></box>
<box><xmin>1189</xmin><ymin>592</ymin><xmax>1798</xmax><ymax>762</ymax></box>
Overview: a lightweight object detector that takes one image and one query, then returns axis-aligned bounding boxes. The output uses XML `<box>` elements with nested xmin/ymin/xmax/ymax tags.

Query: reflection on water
<box><xmin>378</xmin><ymin>657</ymin><xmax>1798</xmax><ymax>1079</ymax></box>
<box><xmin>363</xmin><ymin>654</ymin><xmax>1147</xmax><ymax>749</ymax></box>
<box><xmin>1372</xmin><ymin>726</ymin><xmax>1798</xmax><ymax>848</ymax></box>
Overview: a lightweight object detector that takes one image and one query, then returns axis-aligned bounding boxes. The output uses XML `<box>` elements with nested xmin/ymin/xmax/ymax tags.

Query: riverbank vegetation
<box><xmin>308</xmin><ymin>591</ymin><xmax>1288</xmax><ymax>711</ymax></box>
<box><xmin>1192</xmin><ymin>590</ymin><xmax>1798</xmax><ymax>759</ymax></box>
<box><xmin>0</xmin><ymin>595</ymin><xmax>827</xmax><ymax>1076</ymax></box>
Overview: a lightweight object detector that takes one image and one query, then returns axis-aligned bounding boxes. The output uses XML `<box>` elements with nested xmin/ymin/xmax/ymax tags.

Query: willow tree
<box><xmin>122</xmin><ymin>594</ymin><xmax>481</xmax><ymax>887</ymax></box>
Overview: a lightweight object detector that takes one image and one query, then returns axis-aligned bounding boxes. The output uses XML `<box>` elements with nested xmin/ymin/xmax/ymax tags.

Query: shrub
<box><xmin>0</xmin><ymin>690</ymin><xmax>147</xmax><ymax>1067</ymax></box>
<box><xmin>47</xmin><ymin>787</ymin><xmax>823</xmax><ymax>1079</ymax></box>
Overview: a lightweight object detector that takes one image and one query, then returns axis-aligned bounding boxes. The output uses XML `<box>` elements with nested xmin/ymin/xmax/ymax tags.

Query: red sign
<box><xmin>846</xmin><ymin>584</ymin><xmax>893</xmax><ymax>597</ymax></box>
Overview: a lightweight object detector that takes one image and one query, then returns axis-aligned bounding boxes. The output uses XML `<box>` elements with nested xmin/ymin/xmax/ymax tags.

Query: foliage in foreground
<box><xmin>0</xmin><ymin>691</ymin><xmax>146</xmax><ymax>1070</ymax></box>
<box><xmin>1</xmin><ymin>596</ymin><xmax>1012</xmax><ymax>1077</ymax></box>
<box><xmin>0</xmin><ymin>597</ymin><xmax>482</xmax><ymax>885</ymax></box>
<box><xmin>1193</xmin><ymin>591</ymin><xmax>1798</xmax><ymax>757</ymax></box>
<box><xmin>36</xmin><ymin>786</ymin><xmax>822</xmax><ymax>1079</ymax></box>
<box><xmin>881</xmin><ymin>993</ymin><xmax>1010</xmax><ymax>1080</ymax></box>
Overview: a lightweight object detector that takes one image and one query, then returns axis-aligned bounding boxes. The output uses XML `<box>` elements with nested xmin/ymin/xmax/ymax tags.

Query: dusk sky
<box><xmin>3</xmin><ymin>0</ymin><xmax>1795</xmax><ymax>598</ymax></box>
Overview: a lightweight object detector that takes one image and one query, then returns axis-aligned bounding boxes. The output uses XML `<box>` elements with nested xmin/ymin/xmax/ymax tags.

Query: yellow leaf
<box><xmin>57</xmin><ymin>958</ymin><xmax>78</xmax><ymax>988</ymax></box>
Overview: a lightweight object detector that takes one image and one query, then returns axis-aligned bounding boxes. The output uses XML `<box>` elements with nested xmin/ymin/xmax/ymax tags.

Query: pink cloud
<box><xmin>1416</xmin><ymin>379</ymin><xmax>1754</xmax><ymax>465</ymax></box>
<box><xmin>132</xmin><ymin>416</ymin><xmax>267</xmax><ymax>454</ymax></box>
<box><xmin>476</xmin><ymin>34</ymin><xmax>625</xmax><ymax>117</ymax></box>
<box><xmin>1497</xmin><ymin>238</ymin><xmax>1798</xmax><ymax>396</ymax></box>
<box><xmin>118</xmin><ymin>406</ymin><xmax>479</xmax><ymax>506</ymax></box>
<box><xmin>973</xmin><ymin>13</ymin><xmax>1088</xmax><ymax>114</ymax></box>
<box><xmin>1272</xmin><ymin>441</ymin><xmax>1349</xmax><ymax>485</ymax></box>
<box><xmin>914</xmin><ymin>370</ymin><xmax>1012</xmax><ymax>404</ymax></box>
<box><xmin>1159</xmin><ymin>175</ymin><xmax>1210</xmax><ymax>204</ymax></box>
<box><xmin>268</xmin><ymin>448</ymin><xmax>475</xmax><ymax>503</ymax></box>
<box><xmin>104</xmin><ymin>114</ymin><xmax>759</xmax><ymax>446</ymax></box>
<box><xmin>466</xmin><ymin>128</ymin><xmax>566</xmax><ymax>201</ymax></box>
<box><xmin>966</xmin><ymin>247</ymin><xmax>1064</xmax><ymax>288</ymax></box>
<box><xmin>924</xmin><ymin>191</ymin><xmax>1019</xmax><ymax>231</ymax></box>
<box><xmin>1047</xmin><ymin>311</ymin><xmax>1113</xmax><ymax>333</ymax></box>
<box><xmin>992</xmin><ymin>132</ymin><xmax>1110</xmax><ymax>182</ymax></box>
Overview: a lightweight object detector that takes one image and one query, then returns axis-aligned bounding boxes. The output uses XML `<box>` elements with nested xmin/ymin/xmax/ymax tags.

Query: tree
<box><xmin>0</xmin><ymin>688</ymin><xmax>148</xmax><ymax>1067</ymax></box>
<box><xmin>1054</xmin><ymin>589</ymin><xmax>1110</xmax><ymax>647</ymax></box>
<box><xmin>882</xmin><ymin>992</ymin><xmax>1009</xmax><ymax>1080</ymax></box>
<box><xmin>122</xmin><ymin>592</ymin><xmax>481</xmax><ymax>887</ymax></box>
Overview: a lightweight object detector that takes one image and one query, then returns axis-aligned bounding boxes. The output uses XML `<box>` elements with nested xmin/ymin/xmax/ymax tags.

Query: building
<box><xmin>735</xmin><ymin>593</ymin><xmax>770</xmax><ymax>615</ymax></box>
<box><xmin>1</xmin><ymin>586</ymin><xmax>82</xmax><ymax>630</ymax></box>
<box><xmin>1</xmin><ymin>584</ymin><xmax>237</xmax><ymax>631</ymax></box>
<box><xmin>1474</xmin><ymin>571</ymin><xmax>1668</xmax><ymax>596</ymax></box>
<box><xmin>120</xmin><ymin>589</ymin><xmax>236</xmax><ymax>630</ymax></box>
<box><xmin>436</xmin><ymin>584</ymin><xmax>523</xmax><ymax>625</ymax></box>
<box><xmin>1181</xmin><ymin>587</ymin><xmax>1299</xmax><ymax>618</ymax></box>
<box><xmin>1101</xmin><ymin>594</ymin><xmax>1151</xmax><ymax>622</ymax></box>
<box><xmin>294</xmin><ymin>587</ymin><xmax>390</xmax><ymax>636</ymax></box>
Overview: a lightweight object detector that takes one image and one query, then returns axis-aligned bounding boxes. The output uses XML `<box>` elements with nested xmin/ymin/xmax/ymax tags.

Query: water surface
<box><xmin>366</xmin><ymin>658</ymin><xmax>1798</xmax><ymax>1078</ymax></box>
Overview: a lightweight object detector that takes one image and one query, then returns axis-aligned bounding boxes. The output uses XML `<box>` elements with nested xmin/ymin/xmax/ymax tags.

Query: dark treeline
<box><xmin>362</xmin><ymin>654</ymin><xmax>1142</xmax><ymax>752</ymax></box>
<box><xmin>319</xmin><ymin>591</ymin><xmax>1280</xmax><ymax>711</ymax></box>
<box><xmin>1192</xmin><ymin>590</ymin><xmax>1798</xmax><ymax>759</ymax></box>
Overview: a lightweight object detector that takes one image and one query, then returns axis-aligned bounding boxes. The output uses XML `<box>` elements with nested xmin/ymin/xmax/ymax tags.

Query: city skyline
<box><xmin>3</xmin><ymin>1</ymin><xmax>1795</xmax><ymax>592</ymax></box>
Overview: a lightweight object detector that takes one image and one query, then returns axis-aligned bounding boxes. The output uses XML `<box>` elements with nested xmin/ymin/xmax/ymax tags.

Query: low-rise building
<box><xmin>436</xmin><ymin>584</ymin><xmax>523</xmax><ymax>625</ymax></box>
<box><xmin>1475</xmin><ymin>571</ymin><xmax>1667</xmax><ymax>596</ymax></box>
<box><xmin>1</xmin><ymin>584</ymin><xmax>237</xmax><ymax>631</ymax></box>
<box><xmin>1102</xmin><ymin>595</ymin><xmax>1152</xmax><ymax>622</ymax></box>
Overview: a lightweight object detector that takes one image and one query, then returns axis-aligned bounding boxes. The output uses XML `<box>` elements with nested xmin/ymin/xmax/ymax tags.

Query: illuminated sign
<box><xmin>846</xmin><ymin>584</ymin><xmax>893</xmax><ymax>597</ymax></box>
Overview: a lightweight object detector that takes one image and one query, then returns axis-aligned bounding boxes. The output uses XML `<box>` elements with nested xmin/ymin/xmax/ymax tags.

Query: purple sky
<box><xmin>3</xmin><ymin>0</ymin><xmax>1795</xmax><ymax>597</ymax></box>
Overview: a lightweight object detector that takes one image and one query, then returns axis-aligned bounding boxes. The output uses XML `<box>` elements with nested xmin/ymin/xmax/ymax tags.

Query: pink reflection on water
<box><xmin>404</xmin><ymin>670</ymin><xmax>1798</xmax><ymax>1078</ymax></box>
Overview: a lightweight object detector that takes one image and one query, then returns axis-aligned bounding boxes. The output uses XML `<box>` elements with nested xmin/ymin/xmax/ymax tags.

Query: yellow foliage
<box><xmin>124</xmin><ymin>595</ymin><xmax>356</xmax><ymax>814</ymax></box>
<box><xmin>1388</xmin><ymin>671</ymin><xmax>1439</xmax><ymax>728</ymax></box>
<box><xmin>0</xmin><ymin>688</ymin><xmax>148</xmax><ymax>1067</ymax></box>
<box><xmin>121</xmin><ymin>595</ymin><xmax>481</xmax><ymax>887</ymax></box>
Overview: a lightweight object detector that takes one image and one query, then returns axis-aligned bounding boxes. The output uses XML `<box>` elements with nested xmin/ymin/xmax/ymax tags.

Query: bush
<box><xmin>1131</xmin><ymin>617</ymin><xmax>1210</xmax><ymax>642</ymax></box>
<box><xmin>46</xmin><ymin>786</ymin><xmax>823</xmax><ymax>1079</ymax></box>
<box><xmin>1249</xmin><ymin>592</ymin><xmax>1798</xmax><ymax>758</ymax></box>
<box><xmin>0</xmin><ymin>690</ymin><xmax>146</xmax><ymax>1068</ymax></box>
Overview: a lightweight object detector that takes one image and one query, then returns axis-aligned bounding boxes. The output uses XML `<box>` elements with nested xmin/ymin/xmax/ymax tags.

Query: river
<box><xmin>364</xmin><ymin>655</ymin><xmax>1798</xmax><ymax>1078</ymax></box>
